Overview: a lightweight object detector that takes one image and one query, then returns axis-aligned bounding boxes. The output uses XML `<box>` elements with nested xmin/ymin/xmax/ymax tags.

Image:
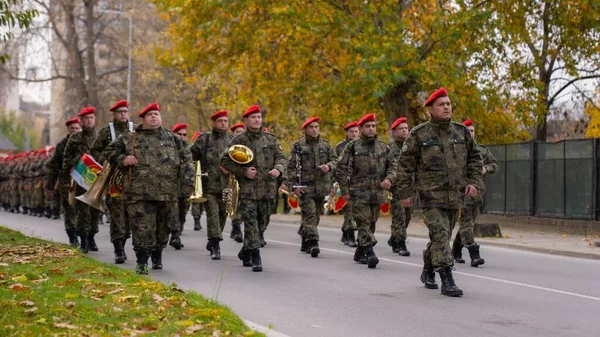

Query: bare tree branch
<box><xmin>548</xmin><ymin>74</ymin><xmax>600</xmax><ymax>108</ymax></box>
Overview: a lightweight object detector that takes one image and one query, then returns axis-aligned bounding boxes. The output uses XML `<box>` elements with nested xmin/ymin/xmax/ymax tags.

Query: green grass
<box><xmin>0</xmin><ymin>226</ymin><xmax>264</xmax><ymax>337</ymax></box>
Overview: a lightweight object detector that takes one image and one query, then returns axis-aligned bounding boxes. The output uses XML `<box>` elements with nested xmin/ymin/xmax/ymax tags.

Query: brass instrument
<box><xmin>223</xmin><ymin>144</ymin><xmax>254</xmax><ymax>215</ymax></box>
<box><xmin>75</xmin><ymin>161</ymin><xmax>117</xmax><ymax>211</ymax></box>
<box><xmin>189</xmin><ymin>161</ymin><xmax>207</xmax><ymax>203</ymax></box>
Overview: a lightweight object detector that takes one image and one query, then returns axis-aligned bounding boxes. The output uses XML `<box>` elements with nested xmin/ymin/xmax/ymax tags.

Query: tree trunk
<box><xmin>63</xmin><ymin>0</ymin><xmax>88</xmax><ymax>112</ymax></box>
<box><xmin>380</xmin><ymin>79</ymin><xmax>421</xmax><ymax>130</ymax></box>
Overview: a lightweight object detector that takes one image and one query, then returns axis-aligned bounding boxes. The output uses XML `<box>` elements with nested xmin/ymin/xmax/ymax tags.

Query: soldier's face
<box><xmin>213</xmin><ymin>117</ymin><xmax>229</xmax><ymax>132</ymax></box>
<box><xmin>68</xmin><ymin>123</ymin><xmax>81</xmax><ymax>134</ymax></box>
<box><xmin>176</xmin><ymin>128</ymin><xmax>188</xmax><ymax>141</ymax></box>
<box><xmin>304</xmin><ymin>122</ymin><xmax>320</xmax><ymax>138</ymax></box>
<box><xmin>393</xmin><ymin>123</ymin><xmax>409</xmax><ymax>141</ymax></box>
<box><xmin>346</xmin><ymin>127</ymin><xmax>359</xmax><ymax>140</ymax></box>
<box><xmin>113</xmin><ymin>108</ymin><xmax>130</xmax><ymax>123</ymax></box>
<box><xmin>142</xmin><ymin>110</ymin><xmax>162</xmax><ymax>130</ymax></box>
<box><xmin>430</xmin><ymin>97</ymin><xmax>452</xmax><ymax>121</ymax></box>
<box><xmin>467</xmin><ymin>125</ymin><xmax>475</xmax><ymax>139</ymax></box>
<box><xmin>244</xmin><ymin>113</ymin><xmax>262</xmax><ymax>131</ymax></box>
<box><xmin>80</xmin><ymin>114</ymin><xmax>96</xmax><ymax>129</ymax></box>
<box><xmin>232</xmin><ymin>127</ymin><xmax>245</xmax><ymax>137</ymax></box>
<box><xmin>360</xmin><ymin>121</ymin><xmax>377</xmax><ymax>137</ymax></box>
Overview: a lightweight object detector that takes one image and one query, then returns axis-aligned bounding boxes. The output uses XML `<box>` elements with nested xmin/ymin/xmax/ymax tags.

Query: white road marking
<box><xmin>266</xmin><ymin>239</ymin><xmax>600</xmax><ymax>303</ymax></box>
<box><xmin>243</xmin><ymin>319</ymin><xmax>293</xmax><ymax>337</ymax></box>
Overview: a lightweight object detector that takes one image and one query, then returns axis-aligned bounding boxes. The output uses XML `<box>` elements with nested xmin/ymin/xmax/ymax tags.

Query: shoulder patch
<box><xmin>402</xmin><ymin>143</ymin><xmax>408</xmax><ymax>153</ymax></box>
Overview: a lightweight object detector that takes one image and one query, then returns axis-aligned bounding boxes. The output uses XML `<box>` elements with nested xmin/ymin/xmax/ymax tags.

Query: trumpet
<box><xmin>189</xmin><ymin>161</ymin><xmax>207</xmax><ymax>203</ymax></box>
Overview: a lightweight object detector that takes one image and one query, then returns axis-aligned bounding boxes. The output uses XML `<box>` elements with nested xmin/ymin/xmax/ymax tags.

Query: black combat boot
<box><xmin>122</xmin><ymin>238</ymin><xmax>128</xmax><ymax>260</ymax></box>
<box><xmin>452</xmin><ymin>241</ymin><xmax>465</xmax><ymax>263</ymax></box>
<box><xmin>79</xmin><ymin>235</ymin><xmax>89</xmax><ymax>254</ymax></box>
<box><xmin>347</xmin><ymin>230</ymin><xmax>358</xmax><ymax>248</ymax></box>
<box><xmin>210</xmin><ymin>240</ymin><xmax>221</xmax><ymax>260</ymax></box>
<box><xmin>341</xmin><ymin>230</ymin><xmax>348</xmax><ymax>245</ymax></box>
<box><xmin>398</xmin><ymin>241</ymin><xmax>410</xmax><ymax>257</ymax></box>
<box><xmin>364</xmin><ymin>245</ymin><xmax>379</xmax><ymax>269</ymax></box>
<box><xmin>308</xmin><ymin>240</ymin><xmax>320</xmax><ymax>258</ymax></box>
<box><xmin>300</xmin><ymin>237</ymin><xmax>308</xmax><ymax>252</ymax></box>
<box><xmin>468</xmin><ymin>245</ymin><xmax>485</xmax><ymax>267</ymax></box>
<box><xmin>135</xmin><ymin>249</ymin><xmax>149</xmax><ymax>275</ymax></box>
<box><xmin>37</xmin><ymin>207</ymin><xmax>44</xmax><ymax>217</ymax></box>
<box><xmin>353</xmin><ymin>246</ymin><xmax>367</xmax><ymax>264</ymax></box>
<box><xmin>260</xmin><ymin>232</ymin><xmax>266</xmax><ymax>247</ymax></box>
<box><xmin>151</xmin><ymin>249</ymin><xmax>163</xmax><ymax>270</ymax></box>
<box><xmin>66</xmin><ymin>230</ymin><xmax>78</xmax><ymax>247</ymax></box>
<box><xmin>193</xmin><ymin>217</ymin><xmax>202</xmax><ymax>231</ymax></box>
<box><xmin>113</xmin><ymin>239</ymin><xmax>126</xmax><ymax>264</ymax></box>
<box><xmin>251</xmin><ymin>248</ymin><xmax>263</xmax><ymax>272</ymax></box>
<box><xmin>44</xmin><ymin>207</ymin><xmax>52</xmax><ymax>218</ymax></box>
<box><xmin>169</xmin><ymin>233</ymin><xmax>183</xmax><ymax>250</ymax></box>
<box><xmin>388</xmin><ymin>237</ymin><xmax>400</xmax><ymax>254</ymax></box>
<box><xmin>88</xmin><ymin>234</ymin><xmax>98</xmax><ymax>251</ymax></box>
<box><xmin>238</xmin><ymin>247</ymin><xmax>252</xmax><ymax>267</ymax></box>
<box><xmin>52</xmin><ymin>208</ymin><xmax>60</xmax><ymax>219</ymax></box>
<box><xmin>230</xmin><ymin>223</ymin><xmax>243</xmax><ymax>243</ymax></box>
<box><xmin>22</xmin><ymin>207</ymin><xmax>28</xmax><ymax>215</ymax></box>
<box><xmin>439</xmin><ymin>267</ymin><xmax>463</xmax><ymax>297</ymax></box>
<box><xmin>420</xmin><ymin>264</ymin><xmax>438</xmax><ymax>289</ymax></box>
<box><xmin>98</xmin><ymin>214</ymin><xmax>104</xmax><ymax>225</ymax></box>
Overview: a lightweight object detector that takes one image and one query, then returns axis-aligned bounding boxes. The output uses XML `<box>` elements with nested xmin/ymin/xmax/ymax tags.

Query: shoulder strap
<box><xmin>109</xmin><ymin>123</ymin><xmax>116</xmax><ymax>141</ymax></box>
<box><xmin>128</xmin><ymin>121</ymin><xmax>134</xmax><ymax>132</ymax></box>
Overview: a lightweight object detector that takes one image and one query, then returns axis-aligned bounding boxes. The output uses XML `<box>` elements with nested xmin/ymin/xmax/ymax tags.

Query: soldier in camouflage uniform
<box><xmin>32</xmin><ymin>150</ymin><xmax>47</xmax><ymax>217</ymax></box>
<box><xmin>336</xmin><ymin>114</ymin><xmax>396</xmax><ymax>269</ymax></box>
<box><xmin>63</xmin><ymin>107</ymin><xmax>100</xmax><ymax>253</ymax></box>
<box><xmin>228</xmin><ymin>123</ymin><xmax>245</xmax><ymax>242</ymax></box>
<box><xmin>333</xmin><ymin>121</ymin><xmax>359</xmax><ymax>247</ymax></box>
<box><xmin>90</xmin><ymin>100</ymin><xmax>134</xmax><ymax>264</ymax></box>
<box><xmin>287</xmin><ymin>117</ymin><xmax>336</xmax><ymax>257</ymax></box>
<box><xmin>104</xmin><ymin>103</ymin><xmax>194</xmax><ymax>275</ymax></box>
<box><xmin>170</xmin><ymin>122</ymin><xmax>192</xmax><ymax>249</ymax></box>
<box><xmin>10</xmin><ymin>154</ymin><xmax>25</xmax><ymax>213</ymax></box>
<box><xmin>452</xmin><ymin>119</ymin><xmax>499</xmax><ymax>267</ymax></box>
<box><xmin>45</xmin><ymin>117</ymin><xmax>81</xmax><ymax>246</ymax></box>
<box><xmin>387</xmin><ymin>117</ymin><xmax>412</xmax><ymax>257</ymax></box>
<box><xmin>43</xmin><ymin>147</ymin><xmax>61</xmax><ymax>219</ymax></box>
<box><xmin>220</xmin><ymin>105</ymin><xmax>287</xmax><ymax>272</ymax></box>
<box><xmin>190</xmin><ymin>111</ymin><xmax>232</xmax><ymax>260</ymax></box>
<box><xmin>190</xmin><ymin>131</ymin><xmax>204</xmax><ymax>231</ymax></box>
<box><xmin>397</xmin><ymin>88</ymin><xmax>483</xmax><ymax>297</ymax></box>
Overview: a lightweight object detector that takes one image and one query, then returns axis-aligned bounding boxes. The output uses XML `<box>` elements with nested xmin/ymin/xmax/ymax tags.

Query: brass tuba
<box><xmin>223</xmin><ymin>144</ymin><xmax>254</xmax><ymax>216</ymax></box>
<box><xmin>75</xmin><ymin>161</ymin><xmax>116</xmax><ymax>211</ymax></box>
<box><xmin>189</xmin><ymin>161</ymin><xmax>207</xmax><ymax>203</ymax></box>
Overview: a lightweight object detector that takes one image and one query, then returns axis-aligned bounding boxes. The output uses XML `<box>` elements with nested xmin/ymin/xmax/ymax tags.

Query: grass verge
<box><xmin>0</xmin><ymin>226</ymin><xmax>264</xmax><ymax>336</ymax></box>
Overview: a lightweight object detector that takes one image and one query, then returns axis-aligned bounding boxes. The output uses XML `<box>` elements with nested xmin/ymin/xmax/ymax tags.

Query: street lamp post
<box><xmin>98</xmin><ymin>8</ymin><xmax>133</xmax><ymax>107</ymax></box>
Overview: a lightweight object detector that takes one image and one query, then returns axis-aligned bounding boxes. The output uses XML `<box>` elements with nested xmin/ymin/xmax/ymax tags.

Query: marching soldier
<box><xmin>336</xmin><ymin>114</ymin><xmax>396</xmax><ymax>269</ymax></box>
<box><xmin>333</xmin><ymin>121</ymin><xmax>359</xmax><ymax>247</ymax></box>
<box><xmin>170</xmin><ymin>122</ymin><xmax>192</xmax><ymax>249</ymax></box>
<box><xmin>452</xmin><ymin>119</ymin><xmax>499</xmax><ymax>267</ymax></box>
<box><xmin>190</xmin><ymin>111</ymin><xmax>231</xmax><ymax>260</ymax></box>
<box><xmin>220</xmin><ymin>105</ymin><xmax>287</xmax><ymax>272</ymax></box>
<box><xmin>287</xmin><ymin>117</ymin><xmax>336</xmax><ymax>257</ymax></box>
<box><xmin>62</xmin><ymin>107</ymin><xmax>100</xmax><ymax>253</ymax></box>
<box><xmin>387</xmin><ymin>117</ymin><xmax>412</xmax><ymax>257</ymax></box>
<box><xmin>45</xmin><ymin>117</ymin><xmax>81</xmax><ymax>246</ymax></box>
<box><xmin>104</xmin><ymin>103</ymin><xmax>194</xmax><ymax>275</ymax></box>
<box><xmin>228</xmin><ymin>122</ymin><xmax>245</xmax><ymax>242</ymax></box>
<box><xmin>190</xmin><ymin>131</ymin><xmax>204</xmax><ymax>231</ymax></box>
<box><xmin>397</xmin><ymin>88</ymin><xmax>483</xmax><ymax>297</ymax></box>
<box><xmin>43</xmin><ymin>147</ymin><xmax>61</xmax><ymax>219</ymax></box>
<box><xmin>90</xmin><ymin>100</ymin><xmax>134</xmax><ymax>264</ymax></box>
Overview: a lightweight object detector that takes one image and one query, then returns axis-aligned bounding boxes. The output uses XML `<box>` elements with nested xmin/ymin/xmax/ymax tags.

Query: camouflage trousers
<box><xmin>75</xmin><ymin>199</ymin><xmax>100</xmax><ymax>237</ymax></box>
<box><xmin>177</xmin><ymin>196</ymin><xmax>191</xmax><ymax>233</ymax></box>
<box><xmin>422</xmin><ymin>207</ymin><xmax>459</xmax><ymax>272</ymax></box>
<box><xmin>106</xmin><ymin>195</ymin><xmax>130</xmax><ymax>242</ymax></box>
<box><xmin>340</xmin><ymin>202</ymin><xmax>356</xmax><ymax>232</ymax></box>
<box><xmin>126</xmin><ymin>200</ymin><xmax>176</xmax><ymax>251</ymax></box>
<box><xmin>454</xmin><ymin>203</ymin><xmax>480</xmax><ymax>249</ymax></box>
<box><xmin>390</xmin><ymin>195</ymin><xmax>412</xmax><ymax>242</ymax></box>
<box><xmin>20</xmin><ymin>188</ymin><xmax>28</xmax><ymax>209</ymax></box>
<box><xmin>33</xmin><ymin>187</ymin><xmax>44</xmax><ymax>209</ymax></box>
<box><xmin>191</xmin><ymin>202</ymin><xmax>204</xmax><ymax>220</ymax></box>
<box><xmin>10</xmin><ymin>189</ymin><xmax>20</xmax><ymax>209</ymax></box>
<box><xmin>300</xmin><ymin>195</ymin><xmax>325</xmax><ymax>241</ymax></box>
<box><xmin>46</xmin><ymin>188</ymin><xmax>60</xmax><ymax>210</ymax></box>
<box><xmin>351</xmin><ymin>201</ymin><xmax>380</xmax><ymax>247</ymax></box>
<box><xmin>239</xmin><ymin>199</ymin><xmax>271</xmax><ymax>250</ymax></box>
<box><xmin>205</xmin><ymin>193</ymin><xmax>227</xmax><ymax>241</ymax></box>
<box><xmin>59</xmin><ymin>187</ymin><xmax>76</xmax><ymax>231</ymax></box>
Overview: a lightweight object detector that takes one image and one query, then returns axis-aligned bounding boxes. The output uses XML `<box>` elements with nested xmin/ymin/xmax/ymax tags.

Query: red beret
<box><xmin>109</xmin><ymin>100</ymin><xmax>129</xmax><ymax>112</ymax></box>
<box><xmin>211</xmin><ymin>110</ymin><xmax>228</xmax><ymax>121</ymax></box>
<box><xmin>38</xmin><ymin>149</ymin><xmax>47</xmax><ymax>155</ymax></box>
<box><xmin>78</xmin><ymin>106</ymin><xmax>96</xmax><ymax>117</ymax></box>
<box><xmin>48</xmin><ymin>146</ymin><xmax>55</xmax><ymax>151</ymax></box>
<box><xmin>139</xmin><ymin>103</ymin><xmax>160</xmax><ymax>117</ymax></box>
<box><xmin>424</xmin><ymin>87</ymin><xmax>449</xmax><ymax>107</ymax></box>
<box><xmin>65</xmin><ymin>117</ymin><xmax>80</xmax><ymax>126</ymax></box>
<box><xmin>263</xmin><ymin>127</ymin><xmax>268</xmax><ymax>132</ymax></box>
<box><xmin>230</xmin><ymin>123</ymin><xmax>245</xmax><ymax>132</ymax></box>
<box><xmin>343</xmin><ymin>121</ymin><xmax>358</xmax><ymax>130</ymax></box>
<box><xmin>302</xmin><ymin>117</ymin><xmax>320</xmax><ymax>129</ymax></box>
<box><xmin>357</xmin><ymin>113</ymin><xmax>376</xmax><ymax>126</ymax></box>
<box><xmin>462</xmin><ymin>119</ymin><xmax>473</xmax><ymax>127</ymax></box>
<box><xmin>171</xmin><ymin>123</ymin><xmax>188</xmax><ymax>133</ymax></box>
<box><xmin>390</xmin><ymin>117</ymin><xmax>408</xmax><ymax>130</ymax></box>
<box><xmin>191</xmin><ymin>131</ymin><xmax>202</xmax><ymax>141</ymax></box>
<box><xmin>242</xmin><ymin>105</ymin><xmax>261</xmax><ymax>118</ymax></box>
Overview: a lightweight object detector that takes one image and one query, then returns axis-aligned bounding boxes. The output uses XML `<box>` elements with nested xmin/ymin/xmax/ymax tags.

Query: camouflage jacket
<box><xmin>62</xmin><ymin>128</ymin><xmax>98</xmax><ymax>174</ymax></box>
<box><xmin>388</xmin><ymin>138</ymin><xmax>411</xmax><ymax>198</ymax></box>
<box><xmin>103</xmin><ymin>125</ymin><xmax>194</xmax><ymax>202</ymax></box>
<box><xmin>335</xmin><ymin>134</ymin><xmax>397</xmax><ymax>204</ymax></box>
<box><xmin>396</xmin><ymin>119</ymin><xmax>483</xmax><ymax>209</ymax></box>
<box><xmin>287</xmin><ymin>135</ymin><xmax>336</xmax><ymax>197</ymax></box>
<box><xmin>220</xmin><ymin>129</ymin><xmax>287</xmax><ymax>200</ymax></box>
<box><xmin>465</xmin><ymin>143</ymin><xmax>499</xmax><ymax>205</ymax></box>
<box><xmin>189</xmin><ymin>129</ymin><xmax>232</xmax><ymax>194</ymax></box>
<box><xmin>90</xmin><ymin>120</ymin><xmax>134</xmax><ymax>163</ymax></box>
<box><xmin>44</xmin><ymin>135</ymin><xmax>70</xmax><ymax>189</ymax></box>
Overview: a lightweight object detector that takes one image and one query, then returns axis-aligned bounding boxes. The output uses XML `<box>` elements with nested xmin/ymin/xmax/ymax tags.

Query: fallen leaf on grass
<box><xmin>20</xmin><ymin>300</ymin><xmax>35</xmax><ymax>307</ymax></box>
<box><xmin>24</xmin><ymin>307</ymin><xmax>38</xmax><ymax>313</ymax></box>
<box><xmin>35</xmin><ymin>317</ymin><xmax>46</xmax><ymax>323</ymax></box>
<box><xmin>9</xmin><ymin>283</ymin><xmax>29</xmax><ymax>291</ymax></box>
<box><xmin>65</xmin><ymin>302</ymin><xmax>75</xmax><ymax>308</ymax></box>
<box><xmin>107</xmin><ymin>288</ymin><xmax>125</xmax><ymax>295</ymax></box>
<box><xmin>106</xmin><ymin>282</ymin><xmax>122</xmax><ymax>286</ymax></box>
<box><xmin>0</xmin><ymin>262</ymin><xmax>8</xmax><ymax>267</ymax></box>
<box><xmin>151</xmin><ymin>294</ymin><xmax>164</xmax><ymax>303</ymax></box>
<box><xmin>53</xmin><ymin>322</ymin><xmax>79</xmax><ymax>330</ymax></box>
<box><xmin>176</xmin><ymin>320</ymin><xmax>194</xmax><ymax>327</ymax></box>
<box><xmin>186</xmin><ymin>325</ymin><xmax>204</xmax><ymax>334</ymax></box>
<box><xmin>112</xmin><ymin>306</ymin><xmax>122</xmax><ymax>312</ymax></box>
<box><xmin>11</xmin><ymin>275</ymin><xmax>28</xmax><ymax>282</ymax></box>
<box><xmin>32</xmin><ymin>277</ymin><xmax>49</xmax><ymax>283</ymax></box>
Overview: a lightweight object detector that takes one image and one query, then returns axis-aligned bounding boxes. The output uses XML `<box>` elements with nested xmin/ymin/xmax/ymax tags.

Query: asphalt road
<box><xmin>2</xmin><ymin>211</ymin><xmax>600</xmax><ymax>337</ymax></box>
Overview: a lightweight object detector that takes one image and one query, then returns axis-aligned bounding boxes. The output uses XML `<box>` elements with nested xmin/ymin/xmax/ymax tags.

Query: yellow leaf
<box><xmin>35</xmin><ymin>317</ymin><xmax>46</xmax><ymax>323</ymax></box>
<box><xmin>53</xmin><ymin>323</ymin><xmax>78</xmax><ymax>330</ymax></box>
<box><xmin>64</xmin><ymin>293</ymin><xmax>77</xmax><ymax>299</ymax></box>
<box><xmin>11</xmin><ymin>275</ymin><xmax>28</xmax><ymax>282</ymax></box>
<box><xmin>176</xmin><ymin>320</ymin><xmax>194</xmax><ymax>327</ymax></box>
<box><xmin>107</xmin><ymin>288</ymin><xmax>125</xmax><ymax>295</ymax></box>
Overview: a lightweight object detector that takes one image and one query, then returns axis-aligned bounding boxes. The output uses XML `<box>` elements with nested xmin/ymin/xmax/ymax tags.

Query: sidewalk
<box><xmin>271</xmin><ymin>212</ymin><xmax>600</xmax><ymax>260</ymax></box>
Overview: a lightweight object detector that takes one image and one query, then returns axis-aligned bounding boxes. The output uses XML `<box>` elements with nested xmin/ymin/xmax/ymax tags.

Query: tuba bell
<box><xmin>75</xmin><ymin>161</ymin><xmax>116</xmax><ymax>211</ymax></box>
<box><xmin>223</xmin><ymin>144</ymin><xmax>254</xmax><ymax>216</ymax></box>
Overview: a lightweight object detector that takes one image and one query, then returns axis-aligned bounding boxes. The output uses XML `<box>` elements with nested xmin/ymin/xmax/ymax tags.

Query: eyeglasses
<box><xmin>178</xmin><ymin>133</ymin><xmax>187</xmax><ymax>137</ymax></box>
<box><xmin>114</xmin><ymin>110</ymin><xmax>129</xmax><ymax>114</ymax></box>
